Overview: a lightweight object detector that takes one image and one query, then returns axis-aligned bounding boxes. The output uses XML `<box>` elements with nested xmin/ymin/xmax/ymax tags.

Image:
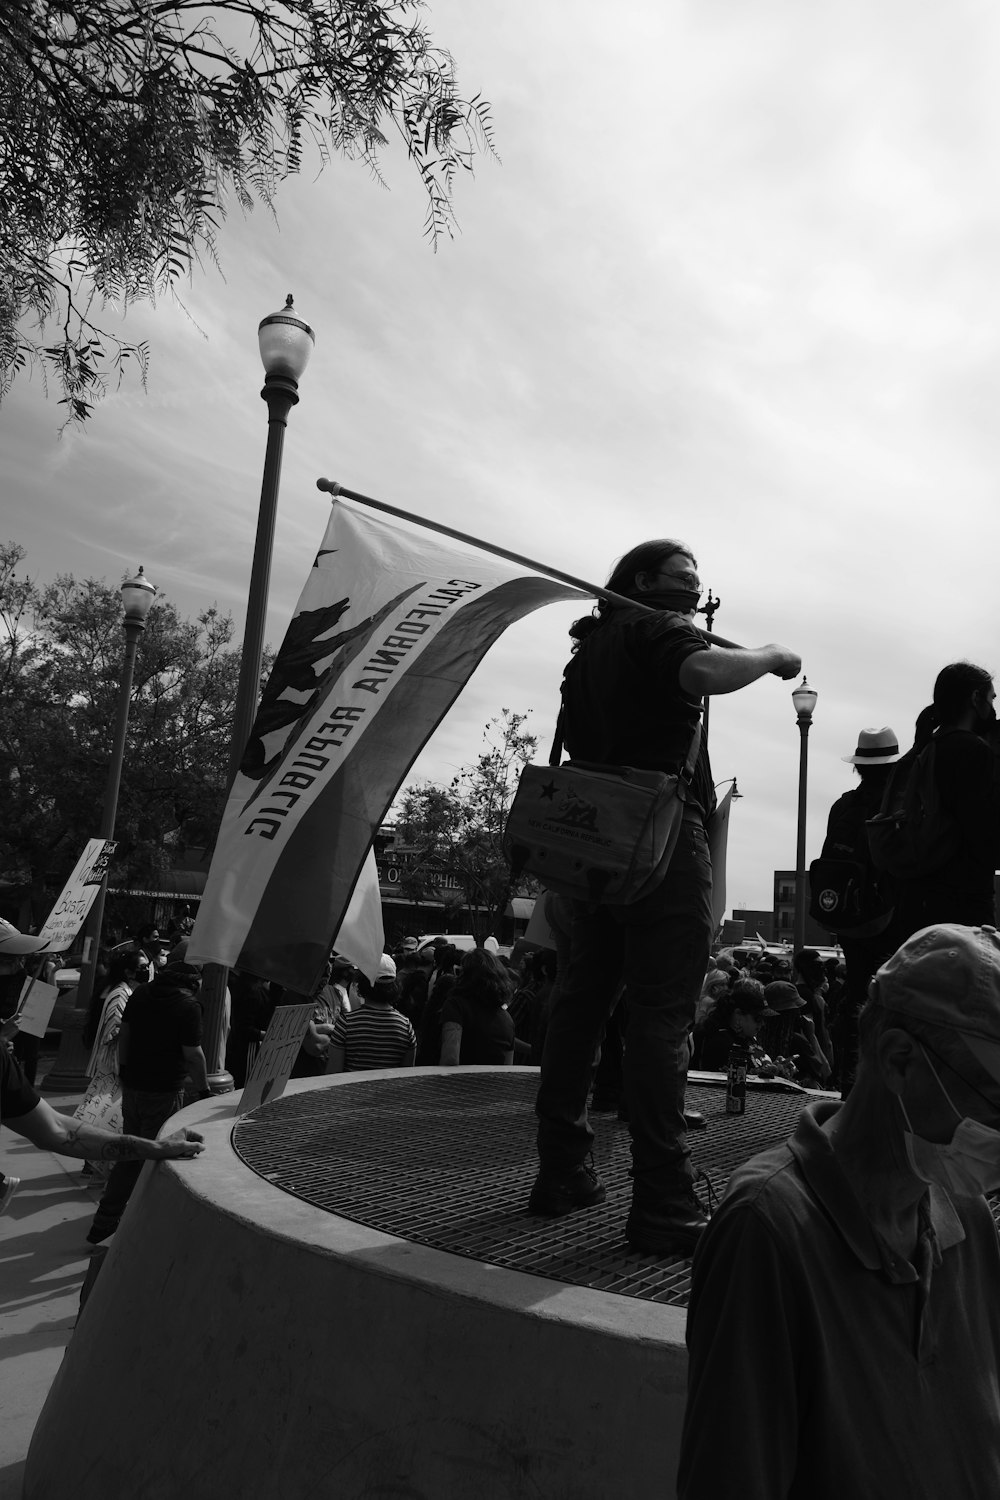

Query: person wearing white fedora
<box><xmin>814</xmin><ymin>727</ymin><xmax>902</xmax><ymax>1092</ymax></box>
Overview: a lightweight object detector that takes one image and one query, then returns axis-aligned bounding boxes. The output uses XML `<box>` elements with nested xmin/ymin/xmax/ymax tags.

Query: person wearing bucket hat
<box><xmin>812</xmin><ymin>727</ymin><xmax>903</xmax><ymax>1093</ymax></box>
<box><xmin>757</xmin><ymin>981</ymin><xmax>829</xmax><ymax>1087</ymax></box>
<box><xmin>690</xmin><ymin>979</ymin><xmax>775</xmax><ymax>1071</ymax></box>
<box><xmin>679</xmin><ymin>923</ymin><xmax>1000</xmax><ymax>1500</ymax></box>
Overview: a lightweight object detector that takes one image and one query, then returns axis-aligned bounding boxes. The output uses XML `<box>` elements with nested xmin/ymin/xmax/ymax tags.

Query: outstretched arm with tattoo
<box><xmin>8</xmin><ymin>1098</ymin><xmax>205</xmax><ymax>1162</ymax></box>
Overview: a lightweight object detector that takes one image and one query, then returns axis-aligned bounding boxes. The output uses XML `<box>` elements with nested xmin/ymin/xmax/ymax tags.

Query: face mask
<box><xmin>641</xmin><ymin>587</ymin><xmax>702</xmax><ymax>616</ymax></box>
<box><xmin>898</xmin><ymin>1045</ymin><xmax>1000</xmax><ymax>1197</ymax></box>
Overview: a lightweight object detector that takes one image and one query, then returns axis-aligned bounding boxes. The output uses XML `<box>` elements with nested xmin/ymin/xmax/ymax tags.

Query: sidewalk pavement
<box><xmin>0</xmin><ymin>1085</ymin><xmax>97</xmax><ymax>1500</ymax></box>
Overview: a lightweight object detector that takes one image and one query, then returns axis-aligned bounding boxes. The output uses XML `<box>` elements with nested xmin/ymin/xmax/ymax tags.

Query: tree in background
<box><xmin>0</xmin><ymin>541</ymin><xmax>248</xmax><ymax>922</ymax></box>
<box><xmin>395</xmin><ymin>709</ymin><xmax>539</xmax><ymax>939</ymax></box>
<box><xmin>1</xmin><ymin>0</ymin><xmax>495</xmax><ymax>422</ymax></box>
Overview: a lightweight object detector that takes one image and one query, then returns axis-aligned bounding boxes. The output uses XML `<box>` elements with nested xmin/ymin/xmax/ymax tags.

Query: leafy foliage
<box><xmin>0</xmin><ymin>541</ymin><xmax>252</xmax><ymax>920</ymax></box>
<box><xmin>394</xmin><ymin>709</ymin><xmax>539</xmax><ymax>938</ymax></box>
<box><xmin>1</xmin><ymin>0</ymin><xmax>495</xmax><ymax>422</ymax></box>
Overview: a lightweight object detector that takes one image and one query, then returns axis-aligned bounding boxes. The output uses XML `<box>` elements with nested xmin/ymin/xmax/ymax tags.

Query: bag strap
<box><xmin>680</xmin><ymin>717</ymin><xmax>703</xmax><ymax>785</ymax></box>
<box><xmin>549</xmin><ymin>703</ymin><xmax>566</xmax><ymax>767</ymax></box>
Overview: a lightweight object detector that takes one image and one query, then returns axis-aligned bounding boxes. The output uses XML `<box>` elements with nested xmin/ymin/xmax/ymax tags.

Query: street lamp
<box><xmin>76</xmin><ymin>568</ymin><xmax>158</xmax><ymax>1015</ymax></box>
<box><xmin>200</xmin><ymin>295</ymin><xmax>315</xmax><ymax>1093</ymax></box>
<box><xmin>792</xmin><ymin>676</ymin><xmax>818</xmax><ymax>955</ymax></box>
<box><xmin>228</xmin><ymin>294</ymin><xmax>315</xmax><ymax>783</ymax></box>
<box><xmin>697</xmin><ymin>590</ymin><xmax>720</xmax><ymax>739</ymax></box>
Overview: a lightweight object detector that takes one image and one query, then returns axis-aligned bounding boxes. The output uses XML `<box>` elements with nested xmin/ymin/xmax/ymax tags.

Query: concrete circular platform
<box><xmin>25</xmin><ymin>1068</ymin><xmax>812</xmax><ymax>1500</ymax></box>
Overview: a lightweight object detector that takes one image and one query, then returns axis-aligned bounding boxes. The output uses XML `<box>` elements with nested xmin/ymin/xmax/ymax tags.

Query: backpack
<box><xmin>809</xmin><ymin>784</ymin><xmax>894</xmax><ymax>937</ymax></box>
<box><xmin>865</xmin><ymin>738</ymin><xmax>960</xmax><ymax>881</ymax></box>
<box><xmin>807</xmin><ymin>857</ymin><xmax>892</xmax><ymax>937</ymax></box>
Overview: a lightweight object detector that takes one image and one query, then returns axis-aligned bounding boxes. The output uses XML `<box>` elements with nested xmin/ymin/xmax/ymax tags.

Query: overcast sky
<box><xmin>4</xmin><ymin>0</ymin><xmax>1000</xmax><ymax>914</ymax></box>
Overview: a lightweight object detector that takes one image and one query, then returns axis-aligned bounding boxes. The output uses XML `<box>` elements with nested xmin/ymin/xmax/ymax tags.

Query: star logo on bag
<box><xmin>540</xmin><ymin>780</ymin><xmax>557</xmax><ymax>800</ymax></box>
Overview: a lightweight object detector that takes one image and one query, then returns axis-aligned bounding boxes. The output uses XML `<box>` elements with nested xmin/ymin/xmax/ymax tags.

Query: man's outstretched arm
<box><xmin>679</xmin><ymin>644</ymin><xmax>801</xmax><ymax>697</ymax></box>
<box><xmin>8</xmin><ymin>1098</ymin><xmax>205</xmax><ymax>1162</ymax></box>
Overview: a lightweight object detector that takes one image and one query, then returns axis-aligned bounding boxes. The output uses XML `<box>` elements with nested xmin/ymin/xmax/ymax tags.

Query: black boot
<box><xmin>625</xmin><ymin>1186</ymin><xmax>709</xmax><ymax>1256</ymax></box>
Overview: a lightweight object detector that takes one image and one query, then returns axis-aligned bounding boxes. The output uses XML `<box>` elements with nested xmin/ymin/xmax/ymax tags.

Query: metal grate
<box><xmin>232</xmin><ymin>1072</ymin><xmax>818</xmax><ymax>1306</ymax></box>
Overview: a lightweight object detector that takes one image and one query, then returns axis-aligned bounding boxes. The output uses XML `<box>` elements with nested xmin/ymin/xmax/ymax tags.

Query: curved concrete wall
<box><xmin>25</xmin><ymin>1072</ymin><xmax>690</xmax><ymax>1499</ymax></box>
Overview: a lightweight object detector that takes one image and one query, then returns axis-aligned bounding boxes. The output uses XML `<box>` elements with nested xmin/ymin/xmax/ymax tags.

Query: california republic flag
<box><xmin>188</xmin><ymin>497</ymin><xmax>586</xmax><ymax>993</ymax></box>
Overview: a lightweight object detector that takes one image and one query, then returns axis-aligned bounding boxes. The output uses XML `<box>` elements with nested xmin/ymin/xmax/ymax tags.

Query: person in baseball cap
<box><xmin>680</xmin><ymin>923</ymin><xmax>1000</xmax><ymax>1499</ymax></box>
<box><xmin>868</xmin><ymin>921</ymin><xmax>1000</xmax><ymax>1094</ymax></box>
<box><xmin>0</xmin><ymin>918</ymin><xmax>48</xmax><ymax>957</ymax></box>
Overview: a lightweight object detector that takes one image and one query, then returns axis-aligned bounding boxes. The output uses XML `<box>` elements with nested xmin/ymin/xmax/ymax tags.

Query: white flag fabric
<box><xmin>708</xmin><ymin>782</ymin><xmax>734</xmax><ymax>932</ymax></box>
<box><xmin>334</xmin><ymin>850</ymin><xmax>384</xmax><ymax>983</ymax></box>
<box><xmin>188</xmin><ymin>497</ymin><xmax>586</xmax><ymax>993</ymax></box>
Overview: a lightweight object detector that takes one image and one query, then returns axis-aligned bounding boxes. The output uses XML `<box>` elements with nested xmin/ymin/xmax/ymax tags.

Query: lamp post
<box><xmin>697</xmin><ymin>590</ymin><xmax>720</xmax><ymax>738</ymax></box>
<box><xmin>792</xmin><ymin>676</ymin><xmax>818</xmax><ymax>955</ymax></box>
<box><xmin>200</xmin><ymin>295</ymin><xmax>315</xmax><ymax>1093</ymax></box>
<box><xmin>75</xmin><ymin>569</ymin><xmax>158</xmax><ymax>1017</ymax></box>
<box><xmin>228</xmin><ymin>294</ymin><xmax>316</xmax><ymax>783</ymax></box>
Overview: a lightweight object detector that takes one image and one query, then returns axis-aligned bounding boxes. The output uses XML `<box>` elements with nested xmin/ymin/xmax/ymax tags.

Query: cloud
<box><xmin>5</xmin><ymin>0</ymin><xmax>1000</xmax><ymax>911</ymax></box>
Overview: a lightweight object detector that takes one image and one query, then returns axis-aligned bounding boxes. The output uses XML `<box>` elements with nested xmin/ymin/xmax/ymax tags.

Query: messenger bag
<box><xmin>503</xmin><ymin>715</ymin><xmax>703</xmax><ymax>906</ymax></box>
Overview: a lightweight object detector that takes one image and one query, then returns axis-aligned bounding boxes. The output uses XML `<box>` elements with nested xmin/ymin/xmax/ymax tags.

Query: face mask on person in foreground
<box><xmin>898</xmin><ymin>1044</ymin><xmax>1000</xmax><ymax>1198</ymax></box>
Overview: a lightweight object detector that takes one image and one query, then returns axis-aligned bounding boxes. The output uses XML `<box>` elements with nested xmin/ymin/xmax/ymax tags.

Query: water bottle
<box><xmin>726</xmin><ymin>1039</ymin><xmax>749</xmax><ymax>1115</ymax></box>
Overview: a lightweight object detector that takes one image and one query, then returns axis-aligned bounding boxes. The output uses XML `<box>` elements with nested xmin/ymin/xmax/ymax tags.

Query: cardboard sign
<box><xmin>236</xmin><ymin>1004</ymin><xmax>314</xmax><ymax>1116</ymax></box>
<box><xmin>14</xmin><ymin>978</ymin><xmax>61</xmax><ymax>1040</ymax></box>
<box><xmin>37</xmin><ymin>839</ymin><xmax>117</xmax><ymax>952</ymax></box>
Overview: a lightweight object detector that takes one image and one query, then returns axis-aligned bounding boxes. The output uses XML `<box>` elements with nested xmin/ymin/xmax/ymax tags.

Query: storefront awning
<box><xmin>107</xmin><ymin>870</ymin><xmax>207</xmax><ymax>899</ymax></box>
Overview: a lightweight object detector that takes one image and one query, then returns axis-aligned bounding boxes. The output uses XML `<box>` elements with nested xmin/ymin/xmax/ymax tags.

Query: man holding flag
<box><xmin>529</xmin><ymin>539</ymin><xmax>801</xmax><ymax>1256</ymax></box>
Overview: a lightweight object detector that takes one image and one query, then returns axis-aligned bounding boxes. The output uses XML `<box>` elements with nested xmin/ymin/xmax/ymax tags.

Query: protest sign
<box><xmin>37</xmin><ymin>840</ymin><xmax>117</xmax><ymax>951</ymax></box>
<box><xmin>14</xmin><ymin>978</ymin><xmax>61</xmax><ymax>1040</ymax></box>
<box><xmin>236</xmin><ymin>1004</ymin><xmax>315</xmax><ymax>1116</ymax></box>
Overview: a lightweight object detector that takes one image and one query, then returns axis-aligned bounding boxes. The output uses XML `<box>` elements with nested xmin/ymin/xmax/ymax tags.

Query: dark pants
<box><xmin>12</xmin><ymin>1032</ymin><xmax>40</xmax><ymax>1086</ymax></box>
<box><xmin>91</xmin><ymin>1086</ymin><xmax>184</xmax><ymax>1234</ymax></box>
<box><xmin>535</xmin><ymin>818</ymin><xmax>714</xmax><ymax>1201</ymax></box>
<box><xmin>591</xmin><ymin>993</ymin><xmax>626</xmax><ymax>1105</ymax></box>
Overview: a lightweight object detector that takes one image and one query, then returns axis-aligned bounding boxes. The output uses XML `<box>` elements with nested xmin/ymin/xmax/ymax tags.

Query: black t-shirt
<box><xmin>1</xmin><ymin>1041</ymin><xmax>40</xmax><ymax>1122</ymax></box>
<box><xmin>441</xmin><ymin>994</ymin><xmax>515</xmax><ymax>1064</ymax></box>
<box><xmin>119</xmin><ymin>978</ymin><xmax>203</xmax><ymax>1092</ymax></box>
<box><xmin>560</xmin><ymin>606</ymin><xmax>714</xmax><ymax>818</ymax></box>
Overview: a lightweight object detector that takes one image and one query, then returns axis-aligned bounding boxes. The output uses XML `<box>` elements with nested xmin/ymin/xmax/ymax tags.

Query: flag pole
<box><xmin>316</xmin><ymin>479</ymin><xmax>741</xmax><ymax>649</ymax></box>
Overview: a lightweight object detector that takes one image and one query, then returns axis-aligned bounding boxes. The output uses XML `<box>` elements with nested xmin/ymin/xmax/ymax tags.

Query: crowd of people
<box><xmin>4</xmin><ymin>528</ymin><xmax>1000</xmax><ymax>1493</ymax></box>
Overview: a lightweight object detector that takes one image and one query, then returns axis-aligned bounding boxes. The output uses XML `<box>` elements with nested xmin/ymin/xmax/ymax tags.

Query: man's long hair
<box><xmin>570</xmin><ymin>537</ymin><xmax>696</xmax><ymax>645</ymax></box>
